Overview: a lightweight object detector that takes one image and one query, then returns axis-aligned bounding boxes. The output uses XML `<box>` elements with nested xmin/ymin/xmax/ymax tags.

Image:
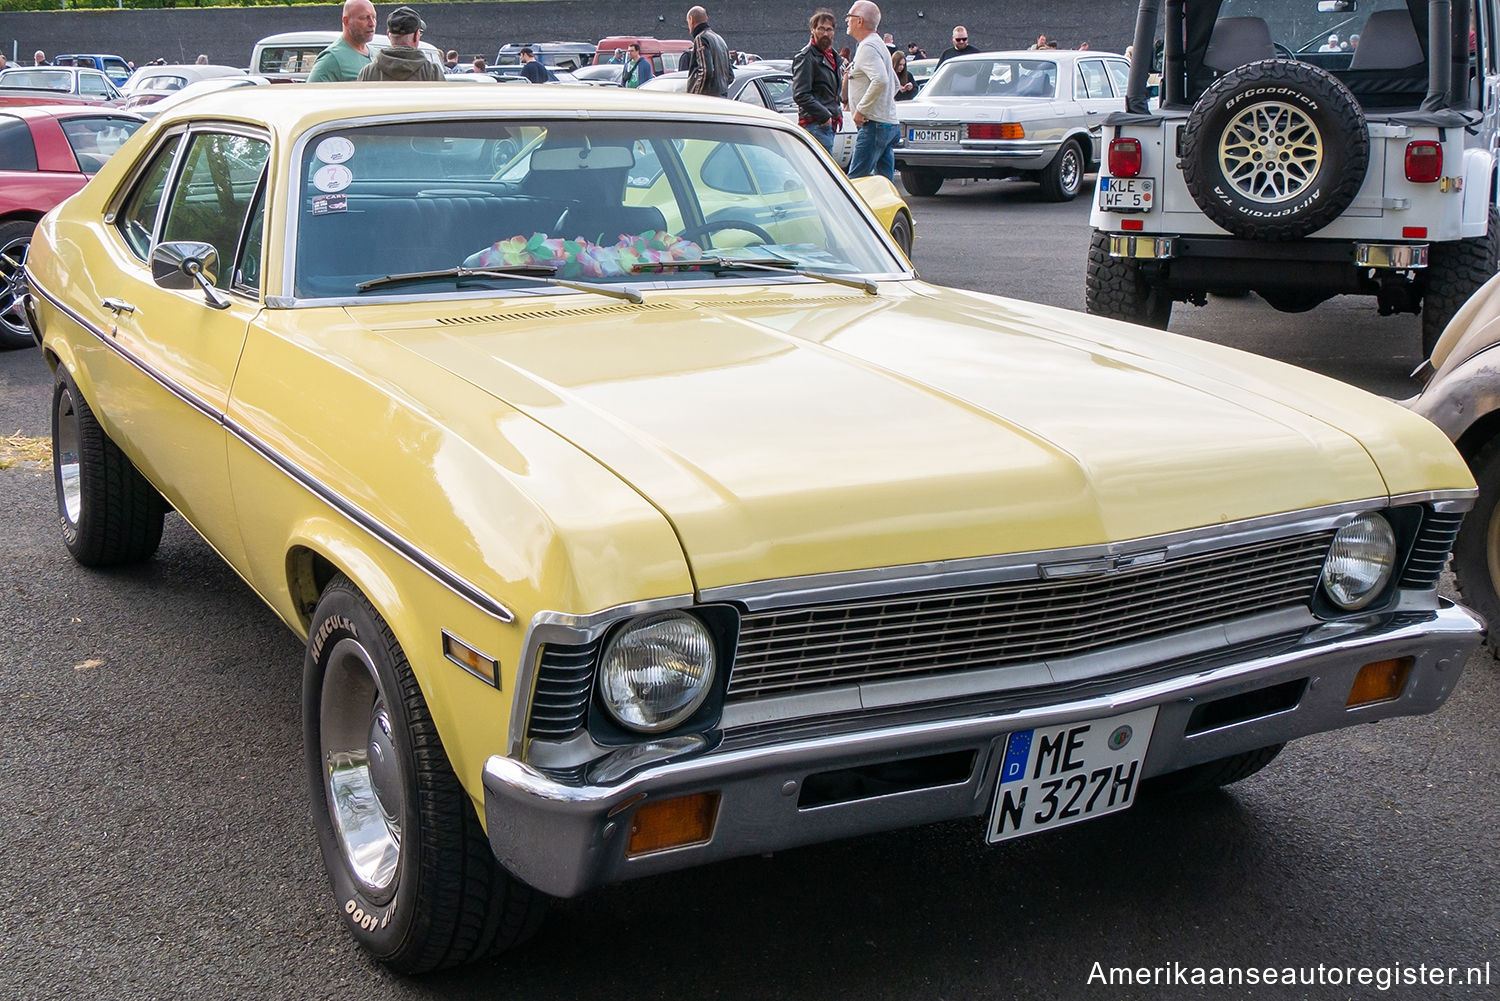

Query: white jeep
<box><xmin>1087</xmin><ymin>0</ymin><xmax>1500</xmax><ymax>354</ymax></box>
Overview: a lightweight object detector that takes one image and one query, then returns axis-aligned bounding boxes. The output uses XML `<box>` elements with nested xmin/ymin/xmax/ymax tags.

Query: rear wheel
<box><xmin>1422</xmin><ymin>206</ymin><xmax>1500</xmax><ymax>357</ymax></box>
<box><xmin>899</xmin><ymin>167</ymin><xmax>943</xmax><ymax>197</ymax></box>
<box><xmin>51</xmin><ymin>368</ymin><xmax>166</xmax><ymax>567</ymax></box>
<box><xmin>1085</xmin><ymin>230</ymin><xmax>1172</xmax><ymax>328</ymax></box>
<box><xmin>1039</xmin><ymin>139</ymin><xmax>1084</xmax><ymax>202</ymax></box>
<box><xmin>304</xmin><ymin>576</ymin><xmax>547</xmax><ymax>973</ymax></box>
<box><xmin>1453</xmin><ymin>435</ymin><xmax>1500</xmax><ymax>654</ymax></box>
<box><xmin>0</xmin><ymin>218</ymin><xmax>36</xmax><ymax>350</ymax></box>
<box><xmin>1144</xmin><ymin>744</ymin><xmax>1285</xmax><ymax>795</ymax></box>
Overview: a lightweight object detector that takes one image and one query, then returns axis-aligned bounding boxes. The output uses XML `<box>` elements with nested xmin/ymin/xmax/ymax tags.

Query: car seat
<box><xmin>1203</xmin><ymin>17</ymin><xmax>1276</xmax><ymax>73</ymax></box>
<box><xmin>1349</xmin><ymin>9</ymin><xmax>1424</xmax><ymax>70</ymax></box>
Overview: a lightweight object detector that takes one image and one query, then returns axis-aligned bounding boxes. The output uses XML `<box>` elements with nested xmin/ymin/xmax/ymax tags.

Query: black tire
<box><xmin>1453</xmin><ymin>435</ymin><xmax>1500</xmax><ymax>654</ymax></box>
<box><xmin>1085</xmin><ymin>229</ymin><xmax>1172</xmax><ymax>328</ymax></box>
<box><xmin>889</xmin><ymin>209</ymin><xmax>914</xmax><ymax>258</ymax></box>
<box><xmin>1422</xmin><ymin>206</ymin><xmax>1500</xmax><ymax>357</ymax></box>
<box><xmin>0</xmin><ymin>218</ymin><xmax>36</xmax><ymax>350</ymax></box>
<box><xmin>1144</xmin><ymin>744</ymin><xmax>1285</xmax><ymax>795</ymax></box>
<box><xmin>900</xmin><ymin>167</ymin><xmax>943</xmax><ymax>197</ymax></box>
<box><xmin>304</xmin><ymin>575</ymin><xmax>547</xmax><ymax>973</ymax></box>
<box><xmin>51</xmin><ymin>368</ymin><xmax>166</xmax><ymax>567</ymax></box>
<box><xmin>1181</xmin><ymin>60</ymin><xmax>1367</xmax><ymax>240</ymax></box>
<box><xmin>1039</xmin><ymin>138</ymin><xmax>1084</xmax><ymax>202</ymax></box>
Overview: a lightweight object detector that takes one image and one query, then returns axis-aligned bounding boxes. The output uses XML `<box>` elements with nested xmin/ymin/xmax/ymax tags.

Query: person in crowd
<box><xmin>1319</xmin><ymin>33</ymin><xmax>1341</xmax><ymax>52</ymax></box>
<box><xmin>610</xmin><ymin>48</ymin><xmax>626</xmax><ymax>63</ymax></box>
<box><xmin>32</xmin><ymin>50</ymin><xmax>47</xmax><ymax>66</ymax></box>
<box><xmin>1029</xmin><ymin>34</ymin><xmax>1048</xmax><ymax>50</ymax></box>
<box><xmin>1350</xmin><ymin>33</ymin><xmax>1361</xmax><ymax>51</ymax></box>
<box><xmin>891</xmin><ymin>48</ymin><xmax>916</xmax><ymax>100</ymax></box>
<box><xmin>518</xmin><ymin>46</ymin><xmax>548</xmax><ymax>82</ymax></box>
<box><xmin>684</xmin><ymin>5</ymin><xmax>732</xmax><ymax>98</ymax></box>
<box><xmin>195</xmin><ymin>53</ymin><xmax>209</xmax><ymax>64</ymax></box>
<box><xmin>0</xmin><ymin>54</ymin><xmax>7</xmax><ymax>71</ymax></box>
<box><xmin>620</xmin><ymin>43</ymin><xmax>655</xmax><ymax>87</ymax></box>
<box><xmin>357</xmin><ymin>6</ymin><xmax>443</xmax><ymax>81</ymax></box>
<box><xmin>444</xmin><ymin>49</ymin><xmax>460</xmax><ymax>72</ymax></box>
<box><xmin>882</xmin><ymin>31</ymin><xmax>896</xmax><ymax>51</ymax></box>
<box><xmin>793</xmin><ymin>8</ymin><xmax>844</xmax><ymax>154</ymax></box>
<box><xmin>844</xmin><ymin>0</ymin><xmax>899</xmax><ymax>180</ymax></box>
<box><xmin>472</xmin><ymin>56</ymin><xmax>487</xmax><ymax>73</ymax></box>
<box><xmin>906</xmin><ymin>41</ymin><xmax>926</xmax><ymax>59</ymax></box>
<box><xmin>308</xmin><ymin>0</ymin><xmax>377</xmax><ymax>82</ymax></box>
<box><xmin>939</xmin><ymin>27</ymin><xmax>974</xmax><ymax>65</ymax></box>
<box><xmin>838</xmin><ymin>44</ymin><xmax>854</xmax><ymax>106</ymax></box>
<box><xmin>1077</xmin><ymin>41</ymin><xmax>1090</xmax><ymax>50</ymax></box>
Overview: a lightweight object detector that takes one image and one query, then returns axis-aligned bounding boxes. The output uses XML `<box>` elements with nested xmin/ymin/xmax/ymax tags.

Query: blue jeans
<box><xmin>805</xmin><ymin>121</ymin><xmax>837</xmax><ymax>155</ymax></box>
<box><xmin>848</xmin><ymin>120</ymin><xmax>899</xmax><ymax>180</ymax></box>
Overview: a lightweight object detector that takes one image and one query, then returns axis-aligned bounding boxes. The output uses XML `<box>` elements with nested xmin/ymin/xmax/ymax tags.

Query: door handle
<box><xmin>101</xmin><ymin>297</ymin><xmax>136</xmax><ymax>315</ymax></box>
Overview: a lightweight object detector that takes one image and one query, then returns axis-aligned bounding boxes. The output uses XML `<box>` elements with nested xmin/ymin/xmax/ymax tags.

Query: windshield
<box><xmin>0</xmin><ymin>69</ymin><xmax>73</xmax><ymax>92</ymax></box>
<box><xmin>923</xmin><ymin>58</ymin><xmax>1058</xmax><ymax>99</ymax></box>
<box><xmin>292</xmin><ymin>117</ymin><xmax>901</xmax><ymax>299</ymax></box>
<box><xmin>1216</xmin><ymin>0</ymin><xmax>1413</xmax><ymax>55</ymax></box>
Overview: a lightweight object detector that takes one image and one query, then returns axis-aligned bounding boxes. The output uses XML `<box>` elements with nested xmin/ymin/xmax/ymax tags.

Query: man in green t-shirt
<box><xmin>308</xmin><ymin>0</ymin><xmax>378</xmax><ymax>82</ymax></box>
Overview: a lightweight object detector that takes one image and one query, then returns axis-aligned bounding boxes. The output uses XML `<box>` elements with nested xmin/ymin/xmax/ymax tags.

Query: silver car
<box><xmin>895</xmin><ymin>49</ymin><xmax>1130</xmax><ymax>201</ymax></box>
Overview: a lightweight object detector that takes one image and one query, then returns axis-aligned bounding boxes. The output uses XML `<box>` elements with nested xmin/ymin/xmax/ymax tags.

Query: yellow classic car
<box><xmin>22</xmin><ymin>84</ymin><xmax>1483</xmax><ymax>973</ymax></box>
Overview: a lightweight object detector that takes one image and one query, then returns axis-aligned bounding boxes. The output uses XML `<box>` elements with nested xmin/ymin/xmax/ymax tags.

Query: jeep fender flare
<box><xmin>1461</xmin><ymin>146</ymin><xmax>1496</xmax><ymax>237</ymax></box>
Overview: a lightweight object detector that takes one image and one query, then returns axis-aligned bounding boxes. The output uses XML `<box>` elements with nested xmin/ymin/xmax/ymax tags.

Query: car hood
<box><xmin>356</xmin><ymin>282</ymin><xmax>1464</xmax><ymax>591</ymax></box>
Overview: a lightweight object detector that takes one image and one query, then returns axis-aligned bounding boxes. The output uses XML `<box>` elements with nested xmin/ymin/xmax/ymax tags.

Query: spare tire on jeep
<box><xmin>1181</xmin><ymin>59</ymin><xmax>1368</xmax><ymax>241</ymax></box>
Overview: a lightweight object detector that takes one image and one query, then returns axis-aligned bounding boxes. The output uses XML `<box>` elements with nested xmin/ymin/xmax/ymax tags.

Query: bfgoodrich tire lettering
<box><xmin>1085</xmin><ymin>230</ymin><xmax>1172</xmax><ymax>328</ymax></box>
<box><xmin>1422</xmin><ymin>206</ymin><xmax>1500</xmax><ymax>356</ymax></box>
<box><xmin>1181</xmin><ymin>60</ymin><xmax>1367</xmax><ymax>240</ymax></box>
<box><xmin>304</xmin><ymin>575</ymin><xmax>546</xmax><ymax>973</ymax></box>
<box><xmin>51</xmin><ymin>368</ymin><xmax>166</xmax><ymax>566</ymax></box>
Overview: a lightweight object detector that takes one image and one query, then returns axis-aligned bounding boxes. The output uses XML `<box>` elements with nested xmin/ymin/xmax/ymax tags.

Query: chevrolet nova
<box><xmin>21</xmin><ymin>83</ymin><xmax>1482</xmax><ymax>972</ymax></box>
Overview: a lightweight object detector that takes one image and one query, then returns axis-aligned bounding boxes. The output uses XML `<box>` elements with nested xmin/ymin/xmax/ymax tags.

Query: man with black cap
<box><xmin>358</xmin><ymin>7</ymin><xmax>444</xmax><ymax>80</ymax></box>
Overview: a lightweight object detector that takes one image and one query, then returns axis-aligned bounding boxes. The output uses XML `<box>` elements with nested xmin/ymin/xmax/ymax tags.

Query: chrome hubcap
<box><xmin>1061</xmin><ymin>148</ymin><xmax>1080</xmax><ymax>191</ymax></box>
<box><xmin>321</xmin><ymin>637</ymin><xmax>402</xmax><ymax>898</ymax></box>
<box><xmin>53</xmin><ymin>385</ymin><xmax>82</xmax><ymax>526</ymax></box>
<box><xmin>1219</xmin><ymin>101</ymin><xmax>1322</xmax><ymax>203</ymax></box>
<box><xmin>0</xmin><ymin>235</ymin><xmax>30</xmax><ymax>339</ymax></box>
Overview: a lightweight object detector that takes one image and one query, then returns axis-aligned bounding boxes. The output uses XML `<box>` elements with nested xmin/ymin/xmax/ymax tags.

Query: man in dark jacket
<box><xmin>620</xmin><ymin>43</ymin><xmax>655</xmax><ymax>88</ymax></box>
<box><xmin>356</xmin><ymin>7</ymin><xmax>444</xmax><ymax>81</ymax></box>
<box><xmin>518</xmin><ymin>47</ymin><xmax>548</xmax><ymax>83</ymax></box>
<box><xmin>792</xmin><ymin>9</ymin><xmax>843</xmax><ymax>154</ymax></box>
<box><xmin>683</xmin><ymin>5</ymin><xmax>732</xmax><ymax>98</ymax></box>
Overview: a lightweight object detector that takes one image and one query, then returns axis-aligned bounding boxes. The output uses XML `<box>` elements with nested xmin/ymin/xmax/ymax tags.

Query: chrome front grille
<box><xmin>726</xmin><ymin>531</ymin><xmax>1336</xmax><ymax>702</ymax></box>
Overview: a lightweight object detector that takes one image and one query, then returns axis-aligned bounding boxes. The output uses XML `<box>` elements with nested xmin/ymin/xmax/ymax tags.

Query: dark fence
<box><xmin>0</xmin><ymin>1</ymin><xmax>1137</xmax><ymax>69</ymax></box>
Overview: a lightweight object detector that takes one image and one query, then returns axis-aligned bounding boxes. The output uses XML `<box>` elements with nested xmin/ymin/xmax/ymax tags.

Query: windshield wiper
<box><xmin>356</xmin><ymin>264</ymin><xmax>644</xmax><ymax>303</ymax></box>
<box><xmin>631</xmin><ymin>255</ymin><xmax>879</xmax><ymax>295</ymax></box>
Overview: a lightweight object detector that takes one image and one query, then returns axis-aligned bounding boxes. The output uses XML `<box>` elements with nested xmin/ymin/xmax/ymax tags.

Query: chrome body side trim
<box><xmin>27</xmin><ymin>272</ymin><xmax>516</xmax><ymax>626</ymax></box>
<box><xmin>484</xmin><ymin>601</ymin><xmax>1481</xmax><ymax>897</ymax></box>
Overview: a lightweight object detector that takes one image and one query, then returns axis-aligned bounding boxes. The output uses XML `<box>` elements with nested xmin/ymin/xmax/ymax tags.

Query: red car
<box><xmin>0</xmin><ymin>105</ymin><xmax>142</xmax><ymax>349</ymax></box>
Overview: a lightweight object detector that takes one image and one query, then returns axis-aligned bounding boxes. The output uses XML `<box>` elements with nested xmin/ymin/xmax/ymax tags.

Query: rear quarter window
<box><xmin>0</xmin><ymin>117</ymin><xmax>38</xmax><ymax>172</ymax></box>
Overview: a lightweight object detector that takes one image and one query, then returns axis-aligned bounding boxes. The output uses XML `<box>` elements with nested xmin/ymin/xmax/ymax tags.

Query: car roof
<box><xmin>0</xmin><ymin>104</ymin><xmax>141</xmax><ymax>123</ymax></box>
<box><xmin>941</xmin><ymin>49</ymin><xmax>1125</xmax><ymax>63</ymax></box>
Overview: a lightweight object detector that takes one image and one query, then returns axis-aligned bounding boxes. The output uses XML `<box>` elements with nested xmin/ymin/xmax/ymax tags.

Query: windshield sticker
<box><xmin>312</xmin><ymin>163</ymin><xmax>353</xmax><ymax>193</ymax></box>
<box><xmin>314</xmin><ymin>137</ymin><xmax>355</xmax><ymax>164</ymax></box>
<box><xmin>311</xmin><ymin>194</ymin><xmax>348</xmax><ymax>216</ymax></box>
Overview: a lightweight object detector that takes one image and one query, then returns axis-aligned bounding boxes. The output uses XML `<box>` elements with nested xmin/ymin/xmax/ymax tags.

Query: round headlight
<box><xmin>598</xmin><ymin>612</ymin><xmax>717</xmax><ymax>732</ymax></box>
<box><xmin>1322</xmin><ymin>513</ymin><xmax>1397</xmax><ymax>610</ymax></box>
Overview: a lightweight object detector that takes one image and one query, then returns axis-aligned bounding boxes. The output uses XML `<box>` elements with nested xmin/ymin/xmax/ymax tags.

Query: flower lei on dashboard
<box><xmin>469</xmin><ymin>230</ymin><xmax>704</xmax><ymax>279</ymax></box>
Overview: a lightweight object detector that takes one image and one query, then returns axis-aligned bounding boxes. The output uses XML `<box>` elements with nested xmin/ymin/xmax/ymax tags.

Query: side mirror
<box><xmin>151</xmin><ymin>241</ymin><xmax>231</xmax><ymax>310</ymax></box>
<box><xmin>1317</xmin><ymin>1</ymin><xmax>1356</xmax><ymax>13</ymax></box>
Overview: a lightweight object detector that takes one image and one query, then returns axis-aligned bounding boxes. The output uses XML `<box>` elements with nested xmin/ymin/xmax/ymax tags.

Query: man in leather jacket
<box><xmin>684</xmin><ymin>5</ymin><xmax>732</xmax><ymax>98</ymax></box>
<box><xmin>793</xmin><ymin>9</ymin><xmax>844</xmax><ymax>154</ymax></box>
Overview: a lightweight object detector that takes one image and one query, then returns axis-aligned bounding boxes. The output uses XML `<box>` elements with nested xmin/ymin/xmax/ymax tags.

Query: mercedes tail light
<box><xmin>1109</xmin><ymin>138</ymin><xmax>1142</xmax><ymax>178</ymax></box>
<box><xmin>1405</xmin><ymin>141</ymin><xmax>1442</xmax><ymax>183</ymax></box>
<box><xmin>967</xmin><ymin>123</ymin><xmax>1024</xmax><ymax>140</ymax></box>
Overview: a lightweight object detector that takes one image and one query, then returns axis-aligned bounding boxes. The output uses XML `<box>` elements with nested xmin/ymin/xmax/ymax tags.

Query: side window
<box><xmin>116</xmin><ymin>139</ymin><xmax>180</xmax><ymax>260</ymax></box>
<box><xmin>78</xmin><ymin>73</ymin><xmax>109</xmax><ymax>99</ymax></box>
<box><xmin>741</xmin><ymin>143</ymin><xmax>803</xmax><ymax>194</ymax></box>
<box><xmin>160</xmin><ymin>132</ymin><xmax>271</xmax><ymax>289</ymax></box>
<box><xmin>59</xmin><ymin>116</ymin><xmax>144</xmax><ymax>173</ymax></box>
<box><xmin>737</xmin><ymin>82</ymin><xmax>768</xmax><ymax>107</ymax></box>
<box><xmin>0</xmin><ymin>117</ymin><xmax>39</xmax><ymax>172</ymax></box>
<box><xmin>235</xmin><ymin>182</ymin><xmax>266</xmax><ymax>293</ymax></box>
<box><xmin>699</xmin><ymin>142</ymin><xmax>754</xmax><ymax>194</ymax></box>
<box><xmin>1078</xmin><ymin>60</ymin><xmax>1113</xmax><ymax>100</ymax></box>
<box><xmin>1105</xmin><ymin>59</ymin><xmax>1130</xmax><ymax>98</ymax></box>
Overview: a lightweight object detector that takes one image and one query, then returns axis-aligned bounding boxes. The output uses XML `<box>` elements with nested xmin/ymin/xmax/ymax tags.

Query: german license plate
<box><xmin>986</xmin><ymin>706</ymin><xmax>1158</xmax><ymax>843</ymax></box>
<box><xmin>1098</xmin><ymin>176</ymin><xmax>1154</xmax><ymax>211</ymax></box>
<box><xmin>908</xmin><ymin>128</ymin><xmax>959</xmax><ymax>144</ymax></box>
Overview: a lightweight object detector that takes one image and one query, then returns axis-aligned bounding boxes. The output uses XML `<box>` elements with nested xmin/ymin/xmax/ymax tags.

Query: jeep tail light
<box><xmin>968</xmin><ymin>123</ymin><xmax>1024</xmax><ymax>140</ymax></box>
<box><xmin>1405</xmin><ymin>141</ymin><xmax>1442</xmax><ymax>183</ymax></box>
<box><xmin>1109</xmin><ymin>138</ymin><xmax>1142</xmax><ymax>178</ymax></box>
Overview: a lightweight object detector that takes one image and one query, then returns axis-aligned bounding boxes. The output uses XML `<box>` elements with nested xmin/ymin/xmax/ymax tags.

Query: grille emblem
<box><xmin>1040</xmin><ymin>550</ymin><xmax>1167</xmax><ymax>580</ymax></box>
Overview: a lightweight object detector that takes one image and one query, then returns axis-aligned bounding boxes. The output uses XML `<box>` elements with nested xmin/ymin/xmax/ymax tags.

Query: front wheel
<box><xmin>1452</xmin><ymin>435</ymin><xmax>1500</xmax><ymax>654</ymax></box>
<box><xmin>1085</xmin><ymin>230</ymin><xmax>1172</xmax><ymax>328</ymax></box>
<box><xmin>1039</xmin><ymin>139</ymin><xmax>1084</xmax><ymax>202</ymax></box>
<box><xmin>1422</xmin><ymin>207</ymin><xmax>1500</xmax><ymax>356</ymax></box>
<box><xmin>304</xmin><ymin>576</ymin><xmax>547</xmax><ymax>973</ymax></box>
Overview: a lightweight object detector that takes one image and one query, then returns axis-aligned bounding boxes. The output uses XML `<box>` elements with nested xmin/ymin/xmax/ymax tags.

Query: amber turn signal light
<box><xmin>626</xmin><ymin>791</ymin><xmax>720</xmax><ymax>857</ymax></box>
<box><xmin>1346</xmin><ymin>657</ymin><xmax>1412</xmax><ymax>707</ymax></box>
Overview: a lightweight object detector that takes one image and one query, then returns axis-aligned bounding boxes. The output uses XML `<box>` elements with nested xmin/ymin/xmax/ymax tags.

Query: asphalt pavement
<box><xmin>1</xmin><ymin>179</ymin><xmax>1495</xmax><ymax>1000</ymax></box>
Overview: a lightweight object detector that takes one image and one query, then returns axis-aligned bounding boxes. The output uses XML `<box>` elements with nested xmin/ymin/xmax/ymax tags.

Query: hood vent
<box><xmin>436</xmin><ymin>301</ymin><xmax>680</xmax><ymax>326</ymax></box>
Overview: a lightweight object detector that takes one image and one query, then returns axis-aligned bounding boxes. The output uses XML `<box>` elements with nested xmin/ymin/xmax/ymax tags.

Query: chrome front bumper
<box><xmin>483</xmin><ymin>601</ymin><xmax>1480</xmax><ymax>898</ymax></box>
<box><xmin>895</xmin><ymin>142</ymin><xmax>1058</xmax><ymax>172</ymax></box>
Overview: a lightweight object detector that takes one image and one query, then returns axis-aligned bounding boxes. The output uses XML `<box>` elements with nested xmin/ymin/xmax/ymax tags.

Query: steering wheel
<box><xmin>1274</xmin><ymin>42</ymin><xmax>1296</xmax><ymax>58</ymax></box>
<box><xmin>677</xmin><ymin>218</ymin><xmax>774</xmax><ymax>245</ymax></box>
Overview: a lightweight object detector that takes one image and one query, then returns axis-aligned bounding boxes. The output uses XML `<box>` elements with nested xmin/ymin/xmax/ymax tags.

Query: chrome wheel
<box><xmin>1218</xmin><ymin>101</ymin><xmax>1322</xmax><ymax>203</ymax></box>
<box><xmin>321</xmin><ymin>636</ymin><xmax>404</xmax><ymax>899</ymax></box>
<box><xmin>1059</xmin><ymin>145</ymin><xmax>1081</xmax><ymax>194</ymax></box>
<box><xmin>53</xmin><ymin>381</ymin><xmax>82</xmax><ymax>526</ymax></box>
<box><xmin>0</xmin><ymin>230</ymin><xmax>31</xmax><ymax>343</ymax></box>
